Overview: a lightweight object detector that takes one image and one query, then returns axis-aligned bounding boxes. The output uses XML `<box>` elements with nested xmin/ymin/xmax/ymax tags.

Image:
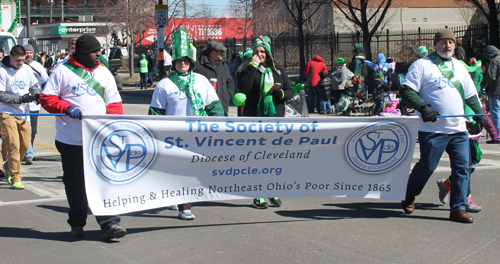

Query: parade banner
<box><xmin>82</xmin><ymin>115</ymin><xmax>420</xmax><ymax>215</ymax></box>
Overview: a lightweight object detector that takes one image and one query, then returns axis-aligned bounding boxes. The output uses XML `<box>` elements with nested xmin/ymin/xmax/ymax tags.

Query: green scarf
<box><xmin>169</xmin><ymin>71</ymin><xmax>207</xmax><ymax>116</ymax></box>
<box><xmin>257</xmin><ymin>67</ymin><xmax>276</xmax><ymax>117</ymax></box>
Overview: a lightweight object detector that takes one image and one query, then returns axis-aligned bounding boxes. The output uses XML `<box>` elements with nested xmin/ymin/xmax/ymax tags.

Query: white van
<box><xmin>0</xmin><ymin>32</ymin><xmax>16</xmax><ymax>54</ymax></box>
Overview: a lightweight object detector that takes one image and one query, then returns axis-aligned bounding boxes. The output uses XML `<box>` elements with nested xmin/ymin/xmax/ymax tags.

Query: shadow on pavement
<box><xmin>275</xmin><ymin>202</ymin><xmax>448</xmax><ymax>222</ymax></box>
<box><xmin>0</xmin><ymin>227</ymin><xmax>118</xmax><ymax>242</ymax></box>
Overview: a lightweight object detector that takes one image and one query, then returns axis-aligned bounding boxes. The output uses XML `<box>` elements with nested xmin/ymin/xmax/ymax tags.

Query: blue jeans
<box><xmin>307</xmin><ymin>85</ymin><xmax>321</xmax><ymax>113</ymax></box>
<box><xmin>148</xmin><ymin>71</ymin><xmax>155</xmax><ymax>85</ymax></box>
<box><xmin>24</xmin><ymin>110</ymin><xmax>39</xmax><ymax>159</ymax></box>
<box><xmin>372</xmin><ymin>100</ymin><xmax>384</xmax><ymax>115</ymax></box>
<box><xmin>407</xmin><ymin>131</ymin><xmax>469</xmax><ymax>211</ymax></box>
<box><xmin>319</xmin><ymin>98</ymin><xmax>331</xmax><ymax>114</ymax></box>
<box><xmin>489</xmin><ymin>96</ymin><xmax>500</xmax><ymax>135</ymax></box>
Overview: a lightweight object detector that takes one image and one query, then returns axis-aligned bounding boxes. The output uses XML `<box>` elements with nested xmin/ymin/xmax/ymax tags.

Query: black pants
<box><xmin>55</xmin><ymin>140</ymin><xmax>120</xmax><ymax>231</ymax></box>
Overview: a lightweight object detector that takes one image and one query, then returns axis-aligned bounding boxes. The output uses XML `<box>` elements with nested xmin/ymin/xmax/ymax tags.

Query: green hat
<box><xmin>238</xmin><ymin>51</ymin><xmax>243</xmax><ymax>57</ymax></box>
<box><xmin>417</xmin><ymin>46</ymin><xmax>428</xmax><ymax>55</ymax></box>
<box><xmin>254</xmin><ymin>36</ymin><xmax>272</xmax><ymax>55</ymax></box>
<box><xmin>335</xmin><ymin>58</ymin><xmax>345</xmax><ymax>64</ymax></box>
<box><xmin>242</xmin><ymin>48</ymin><xmax>253</xmax><ymax>62</ymax></box>
<box><xmin>354</xmin><ymin>43</ymin><xmax>363</xmax><ymax>50</ymax></box>
<box><xmin>172</xmin><ymin>28</ymin><xmax>194</xmax><ymax>68</ymax></box>
<box><xmin>375</xmin><ymin>72</ymin><xmax>384</xmax><ymax>79</ymax></box>
<box><xmin>141</xmin><ymin>53</ymin><xmax>146</xmax><ymax>58</ymax></box>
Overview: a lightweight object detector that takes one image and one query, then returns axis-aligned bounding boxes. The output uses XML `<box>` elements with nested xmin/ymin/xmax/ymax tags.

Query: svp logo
<box><xmin>90</xmin><ymin>120</ymin><xmax>157</xmax><ymax>184</ymax></box>
<box><xmin>345</xmin><ymin>122</ymin><xmax>409</xmax><ymax>174</ymax></box>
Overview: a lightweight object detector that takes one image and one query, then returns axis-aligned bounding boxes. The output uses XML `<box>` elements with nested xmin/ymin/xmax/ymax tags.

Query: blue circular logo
<box><xmin>90</xmin><ymin>120</ymin><xmax>156</xmax><ymax>184</ymax></box>
<box><xmin>345</xmin><ymin>122</ymin><xmax>409</xmax><ymax>174</ymax></box>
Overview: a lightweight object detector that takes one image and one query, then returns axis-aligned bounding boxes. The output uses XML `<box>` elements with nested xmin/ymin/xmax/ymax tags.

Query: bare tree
<box><xmin>257</xmin><ymin>0</ymin><xmax>327</xmax><ymax>81</ymax></box>
<box><xmin>453</xmin><ymin>1</ymin><xmax>483</xmax><ymax>26</ymax></box>
<box><xmin>458</xmin><ymin>0</ymin><xmax>500</xmax><ymax>45</ymax></box>
<box><xmin>252</xmin><ymin>1</ymin><xmax>290</xmax><ymax>39</ymax></box>
<box><xmin>194</xmin><ymin>3</ymin><xmax>217</xmax><ymax>41</ymax></box>
<box><xmin>98</xmin><ymin>0</ymin><xmax>186</xmax><ymax>77</ymax></box>
<box><xmin>229</xmin><ymin>0</ymin><xmax>253</xmax><ymax>49</ymax></box>
<box><xmin>330</xmin><ymin>0</ymin><xmax>393</xmax><ymax>62</ymax></box>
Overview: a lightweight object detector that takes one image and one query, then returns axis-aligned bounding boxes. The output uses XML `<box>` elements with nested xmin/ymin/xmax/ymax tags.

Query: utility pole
<box><xmin>26</xmin><ymin>0</ymin><xmax>31</xmax><ymax>37</ymax></box>
<box><xmin>49</xmin><ymin>0</ymin><xmax>53</xmax><ymax>23</ymax></box>
<box><xmin>61</xmin><ymin>0</ymin><xmax>64</xmax><ymax>21</ymax></box>
<box><xmin>183</xmin><ymin>0</ymin><xmax>186</xmax><ymax>18</ymax></box>
<box><xmin>156</xmin><ymin>0</ymin><xmax>167</xmax><ymax>79</ymax></box>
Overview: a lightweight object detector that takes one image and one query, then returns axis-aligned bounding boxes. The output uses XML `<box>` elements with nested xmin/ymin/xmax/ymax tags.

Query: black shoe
<box><xmin>268</xmin><ymin>197</ymin><xmax>282</xmax><ymax>207</ymax></box>
<box><xmin>487</xmin><ymin>139</ymin><xmax>500</xmax><ymax>144</ymax></box>
<box><xmin>70</xmin><ymin>227</ymin><xmax>84</xmax><ymax>238</ymax></box>
<box><xmin>101</xmin><ymin>225</ymin><xmax>127</xmax><ymax>240</ymax></box>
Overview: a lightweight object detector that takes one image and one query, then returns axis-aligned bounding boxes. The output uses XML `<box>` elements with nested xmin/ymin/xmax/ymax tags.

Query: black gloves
<box><xmin>468</xmin><ymin>116</ymin><xmax>485</xmax><ymax>135</ymax></box>
<box><xmin>419</xmin><ymin>103</ymin><xmax>440</xmax><ymax>122</ymax></box>
<box><xmin>272</xmin><ymin>89</ymin><xmax>284</xmax><ymax>101</ymax></box>
<box><xmin>20</xmin><ymin>94</ymin><xmax>36</xmax><ymax>103</ymax></box>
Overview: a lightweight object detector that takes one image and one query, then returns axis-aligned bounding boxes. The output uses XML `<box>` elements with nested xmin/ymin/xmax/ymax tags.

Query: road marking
<box><xmin>0</xmin><ymin>197</ymin><xmax>65</xmax><ymax>207</ymax></box>
<box><xmin>33</xmin><ymin>142</ymin><xmax>58</xmax><ymax>153</ymax></box>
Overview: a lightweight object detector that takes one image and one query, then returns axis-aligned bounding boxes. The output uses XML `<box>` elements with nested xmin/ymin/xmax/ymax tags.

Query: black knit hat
<box><xmin>75</xmin><ymin>34</ymin><xmax>101</xmax><ymax>54</ymax></box>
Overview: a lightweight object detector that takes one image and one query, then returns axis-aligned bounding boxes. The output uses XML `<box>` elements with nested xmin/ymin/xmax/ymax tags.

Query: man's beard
<box><xmin>436</xmin><ymin>49</ymin><xmax>454</xmax><ymax>59</ymax></box>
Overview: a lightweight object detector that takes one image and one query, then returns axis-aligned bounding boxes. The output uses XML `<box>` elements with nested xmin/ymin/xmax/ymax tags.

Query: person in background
<box><xmin>0</xmin><ymin>45</ymin><xmax>40</xmax><ymax>189</ymax></box>
<box><xmin>149</xmin><ymin>29</ymin><xmax>224</xmax><ymax>220</ymax></box>
<box><xmin>189</xmin><ymin>40</ymin><xmax>197</xmax><ymax>61</ymax></box>
<box><xmin>195</xmin><ymin>40</ymin><xmax>235</xmax><ymax>116</ymax></box>
<box><xmin>229</xmin><ymin>53</ymin><xmax>241</xmax><ymax>83</ymax></box>
<box><xmin>139</xmin><ymin>54</ymin><xmax>149</xmax><ymax>89</ymax></box>
<box><xmin>0</xmin><ymin>48</ymin><xmax>5</xmax><ymax>61</ymax></box>
<box><xmin>304</xmin><ymin>55</ymin><xmax>328</xmax><ymax>113</ymax></box>
<box><xmin>23</xmin><ymin>44</ymin><xmax>49</xmax><ymax>165</ymax></box>
<box><xmin>316</xmin><ymin>70</ymin><xmax>332</xmax><ymax>114</ymax></box>
<box><xmin>164</xmin><ymin>49</ymin><xmax>172</xmax><ymax>75</ymax></box>
<box><xmin>455</xmin><ymin>38</ymin><xmax>466</xmax><ymax>61</ymax></box>
<box><xmin>363</xmin><ymin>53</ymin><xmax>393</xmax><ymax>84</ymax></box>
<box><xmin>238</xmin><ymin>35</ymin><xmax>294</xmax><ymax>209</ymax></box>
<box><xmin>417</xmin><ymin>46</ymin><xmax>428</xmax><ymax>58</ymax></box>
<box><xmin>473</xmin><ymin>36</ymin><xmax>487</xmax><ymax>60</ymax></box>
<box><xmin>372</xmin><ymin>72</ymin><xmax>390</xmax><ymax>115</ymax></box>
<box><xmin>146</xmin><ymin>50</ymin><xmax>156</xmax><ymax>87</ymax></box>
<box><xmin>111</xmin><ymin>68</ymin><xmax>123</xmax><ymax>91</ymax></box>
<box><xmin>483</xmin><ymin>45</ymin><xmax>500</xmax><ymax>143</ymax></box>
<box><xmin>40</xmin><ymin>34</ymin><xmax>126</xmax><ymax>240</ymax></box>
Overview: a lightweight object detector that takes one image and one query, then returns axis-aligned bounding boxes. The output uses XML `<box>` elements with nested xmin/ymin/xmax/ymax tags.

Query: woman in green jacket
<box><xmin>139</xmin><ymin>54</ymin><xmax>149</xmax><ymax>89</ymax></box>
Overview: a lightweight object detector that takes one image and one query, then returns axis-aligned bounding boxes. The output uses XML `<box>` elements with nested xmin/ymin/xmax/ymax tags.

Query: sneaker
<box><xmin>466</xmin><ymin>197</ymin><xmax>482</xmax><ymax>213</ymax></box>
<box><xmin>101</xmin><ymin>225</ymin><xmax>127</xmax><ymax>240</ymax></box>
<box><xmin>70</xmin><ymin>227</ymin><xmax>84</xmax><ymax>238</ymax></box>
<box><xmin>178</xmin><ymin>209</ymin><xmax>195</xmax><ymax>220</ymax></box>
<box><xmin>166</xmin><ymin>204</ymin><xmax>178</xmax><ymax>210</ymax></box>
<box><xmin>11</xmin><ymin>182</ymin><xmax>25</xmax><ymax>190</ymax></box>
<box><xmin>437</xmin><ymin>178</ymin><xmax>450</xmax><ymax>205</ymax></box>
<box><xmin>25</xmin><ymin>156</ymin><xmax>33</xmax><ymax>165</ymax></box>
<box><xmin>252</xmin><ymin>198</ymin><xmax>268</xmax><ymax>209</ymax></box>
<box><xmin>268</xmin><ymin>197</ymin><xmax>282</xmax><ymax>207</ymax></box>
<box><xmin>3</xmin><ymin>161</ymin><xmax>11</xmax><ymax>184</ymax></box>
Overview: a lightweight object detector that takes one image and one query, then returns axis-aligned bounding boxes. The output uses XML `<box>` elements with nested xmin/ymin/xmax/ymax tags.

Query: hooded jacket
<box><xmin>195</xmin><ymin>50</ymin><xmax>235</xmax><ymax>116</ymax></box>
<box><xmin>304</xmin><ymin>56</ymin><xmax>328</xmax><ymax>87</ymax></box>
<box><xmin>349</xmin><ymin>52</ymin><xmax>365</xmax><ymax>76</ymax></box>
<box><xmin>483</xmin><ymin>45</ymin><xmax>500</xmax><ymax>98</ymax></box>
<box><xmin>364</xmin><ymin>53</ymin><xmax>393</xmax><ymax>84</ymax></box>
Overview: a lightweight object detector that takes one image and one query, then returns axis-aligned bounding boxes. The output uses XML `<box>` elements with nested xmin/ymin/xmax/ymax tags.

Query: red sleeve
<box><xmin>106</xmin><ymin>102</ymin><xmax>124</xmax><ymax>115</ymax></box>
<box><xmin>40</xmin><ymin>94</ymin><xmax>70</xmax><ymax>113</ymax></box>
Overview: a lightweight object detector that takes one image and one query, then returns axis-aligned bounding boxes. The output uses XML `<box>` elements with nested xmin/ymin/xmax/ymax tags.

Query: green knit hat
<box><xmin>254</xmin><ymin>36</ymin><xmax>272</xmax><ymax>55</ymax></box>
<box><xmin>375</xmin><ymin>72</ymin><xmax>384</xmax><ymax>79</ymax></box>
<box><xmin>335</xmin><ymin>58</ymin><xmax>345</xmax><ymax>64</ymax></box>
<box><xmin>242</xmin><ymin>48</ymin><xmax>253</xmax><ymax>62</ymax></box>
<box><xmin>172</xmin><ymin>28</ymin><xmax>194</xmax><ymax>68</ymax></box>
<box><xmin>238</xmin><ymin>51</ymin><xmax>243</xmax><ymax>57</ymax></box>
<box><xmin>354</xmin><ymin>43</ymin><xmax>363</xmax><ymax>50</ymax></box>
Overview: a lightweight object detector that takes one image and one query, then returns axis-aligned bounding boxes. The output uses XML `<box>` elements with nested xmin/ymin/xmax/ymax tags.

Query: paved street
<box><xmin>1</xmin><ymin>88</ymin><xmax>500</xmax><ymax>263</ymax></box>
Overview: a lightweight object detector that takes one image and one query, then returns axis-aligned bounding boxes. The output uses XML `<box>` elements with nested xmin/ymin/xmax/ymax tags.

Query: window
<box><xmin>423</xmin><ymin>18</ymin><xmax>428</xmax><ymax>23</ymax></box>
<box><xmin>412</xmin><ymin>18</ymin><xmax>417</xmax><ymax>23</ymax></box>
<box><xmin>84</xmin><ymin>0</ymin><xmax>88</xmax><ymax>8</ymax></box>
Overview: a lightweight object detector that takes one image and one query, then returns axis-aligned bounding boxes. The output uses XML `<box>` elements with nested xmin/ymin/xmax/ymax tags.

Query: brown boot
<box><xmin>401</xmin><ymin>192</ymin><xmax>415</xmax><ymax>214</ymax></box>
<box><xmin>449</xmin><ymin>209</ymin><xmax>474</xmax><ymax>223</ymax></box>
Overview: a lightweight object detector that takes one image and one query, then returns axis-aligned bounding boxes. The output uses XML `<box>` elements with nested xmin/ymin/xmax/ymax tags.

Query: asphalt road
<box><xmin>1</xmin><ymin>88</ymin><xmax>500</xmax><ymax>264</ymax></box>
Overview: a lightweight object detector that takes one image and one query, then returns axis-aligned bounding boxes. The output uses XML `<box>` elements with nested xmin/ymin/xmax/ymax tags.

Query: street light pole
<box><xmin>157</xmin><ymin>0</ymin><xmax>165</xmax><ymax>80</ymax></box>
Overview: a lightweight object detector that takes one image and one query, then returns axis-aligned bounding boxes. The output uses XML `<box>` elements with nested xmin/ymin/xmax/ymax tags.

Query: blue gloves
<box><xmin>66</xmin><ymin>106</ymin><xmax>82</xmax><ymax>120</ymax></box>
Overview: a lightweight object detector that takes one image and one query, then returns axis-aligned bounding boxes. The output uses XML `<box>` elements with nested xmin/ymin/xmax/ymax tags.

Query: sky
<box><xmin>188</xmin><ymin>0</ymin><xmax>231</xmax><ymax>17</ymax></box>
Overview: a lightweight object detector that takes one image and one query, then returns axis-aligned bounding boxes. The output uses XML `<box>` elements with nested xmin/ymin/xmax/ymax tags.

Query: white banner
<box><xmin>82</xmin><ymin>116</ymin><xmax>420</xmax><ymax>215</ymax></box>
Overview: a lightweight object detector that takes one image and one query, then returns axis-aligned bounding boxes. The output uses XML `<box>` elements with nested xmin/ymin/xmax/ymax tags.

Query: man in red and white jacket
<box><xmin>40</xmin><ymin>34</ymin><xmax>126</xmax><ymax>241</ymax></box>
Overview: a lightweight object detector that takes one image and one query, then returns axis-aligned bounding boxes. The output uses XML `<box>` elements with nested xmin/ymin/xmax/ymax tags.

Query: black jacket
<box><xmin>484</xmin><ymin>45</ymin><xmax>500</xmax><ymax>98</ymax></box>
<box><xmin>195</xmin><ymin>51</ymin><xmax>235</xmax><ymax>116</ymax></box>
<box><xmin>317</xmin><ymin>77</ymin><xmax>332</xmax><ymax>100</ymax></box>
<box><xmin>146</xmin><ymin>56</ymin><xmax>156</xmax><ymax>72</ymax></box>
<box><xmin>238</xmin><ymin>64</ymin><xmax>294</xmax><ymax>117</ymax></box>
